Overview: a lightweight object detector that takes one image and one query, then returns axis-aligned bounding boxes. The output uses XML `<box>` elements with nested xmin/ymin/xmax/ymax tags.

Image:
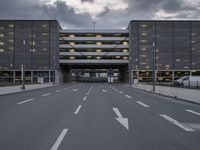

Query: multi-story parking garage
<box><xmin>129</xmin><ymin>20</ymin><xmax>200</xmax><ymax>83</ymax></box>
<box><xmin>0</xmin><ymin>20</ymin><xmax>60</xmax><ymax>84</ymax></box>
<box><xmin>59</xmin><ymin>29</ymin><xmax>129</xmax><ymax>82</ymax></box>
<box><xmin>0</xmin><ymin>20</ymin><xmax>200</xmax><ymax>84</ymax></box>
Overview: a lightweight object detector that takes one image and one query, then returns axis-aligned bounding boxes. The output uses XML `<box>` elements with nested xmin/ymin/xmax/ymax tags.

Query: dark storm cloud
<box><xmin>0</xmin><ymin>0</ymin><xmax>200</xmax><ymax>29</ymax></box>
<box><xmin>81</xmin><ymin>0</ymin><xmax>94</xmax><ymax>2</ymax></box>
<box><xmin>0</xmin><ymin>0</ymin><xmax>93</xmax><ymax>28</ymax></box>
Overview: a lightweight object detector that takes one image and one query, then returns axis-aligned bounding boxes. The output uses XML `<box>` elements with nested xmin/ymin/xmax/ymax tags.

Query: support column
<box><xmin>172</xmin><ymin>70</ymin><xmax>175</xmax><ymax>84</ymax></box>
<box><xmin>49</xmin><ymin>70</ymin><xmax>51</xmax><ymax>83</ymax></box>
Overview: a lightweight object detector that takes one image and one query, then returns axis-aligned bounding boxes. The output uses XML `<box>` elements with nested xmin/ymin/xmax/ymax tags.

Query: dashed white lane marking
<box><xmin>102</xmin><ymin>89</ymin><xmax>107</xmax><ymax>92</ymax></box>
<box><xmin>86</xmin><ymin>92</ymin><xmax>90</xmax><ymax>95</ymax></box>
<box><xmin>83</xmin><ymin>96</ymin><xmax>87</xmax><ymax>101</ymax></box>
<box><xmin>42</xmin><ymin>93</ymin><xmax>51</xmax><ymax>97</ymax></box>
<box><xmin>125</xmin><ymin>95</ymin><xmax>132</xmax><ymax>99</ymax></box>
<box><xmin>115</xmin><ymin>89</ymin><xmax>118</xmax><ymax>91</ymax></box>
<box><xmin>51</xmin><ymin>129</ymin><xmax>69</xmax><ymax>150</ymax></box>
<box><xmin>73</xmin><ymin>89</ymin><xmax>78</xmax><ymax>92</ymax></box>
<box><xmin>119</xmin><ymin>91</ymin><xmax>123</xmax><ymax>94</ymax></box>
<box><xmin>63</xmin><ymin>88</ymin><xmax>67</xmax><ymax>90</ymax></box>
<box><xmin>136</xmin><ymin>101</ymin><xmax>150</xmax><ymax>108</ymax></box>
<box><xmin>74</xmin><ymin>105</ymin><xmax>82</xmax><ymax>114</ymax></box>
<box><xmin>55</xmin><ymin>90</ymin><xmax>61</xmax><ymax>93</ymax></box>
<box><xmin>186</xmin><ymin>109</ymin><xmax>200</xmax><ymax>116</ymax></box>
<box><xmin>17</xmin><ymin>98</ymin><xmax>34</xmax><ymax>104</ymax></box>
<box><xmin>159</xmin><ymin>114</ymin><xmax>195</xmax><ymax>132</ymax></box>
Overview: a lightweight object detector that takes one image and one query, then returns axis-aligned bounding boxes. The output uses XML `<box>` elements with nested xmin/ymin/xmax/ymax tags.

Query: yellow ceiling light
<box><xmin>96</xmin><ymin>35</ymin><xmax>102</xmax><ymax>37</ymax></box>
<box><xmin>96</xmin><ymin>49</ymin><xmax>102</xmax><ymax>52</ymax></box>
<box><xmin>96</xmin><ymin>42</ymin><xmax>102</xmax><ymax>45</ymax></box>
<box><xmin>123</xmin><ymin>56</ymin><xmax>128</xmax><ymax>60</ymax></box>
<box><xmin>87</xmin><ymin>56</ymin><xmax>92</xmax><ymax>59</ymax></box>
<box><xmin>69</xmin><ymin>42</ymin><xmax>75</xmax><ymax>45</ymax></box>
<box><xmin>69</xmin><ymin>34</ymin><xmax>75</xmax><ymax>37</ymax></box>
<box><xmin>69</xmin><ymin>49</ymin><xmax>75</xmax><ymax>52</ymax></box>
<box><xmin>69</xmin><ymin>56</ymin><xmax>75</xmax><ymax>59</ymax></box>
<box><xmin>115</xmin><ymin>56</ymin><xmax>121</xmax><ymax>59</ymax></box>
<box><xmin>122</xmin><ymin>49</ymin><xmax>128</xmax><ymax>52</ymax></box>
<box><xmin>123</xmin><ymin>41</ymin><xmax>128</xmax><ymax>45</ymax></box>
<box><xmin>96</xmin><ymin>56</ymin><xmax>102</xmax><ymax>59</ymax></box>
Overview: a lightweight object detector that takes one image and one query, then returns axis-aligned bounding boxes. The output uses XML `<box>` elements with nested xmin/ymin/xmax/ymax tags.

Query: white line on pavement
<box><xmin>51</xmin><ymin>129</ymin><xmax>69</xmax><ymax>150</ymax></box>
<box><xmin>186</xmin><ymin>109</ymin><xmax>200</xmax><ymax>116</ymax></box>
<box><xmin>119</xmin><ymin>91</ymin><xmax>123</xmax><ymax>94</ymax></box>
<box><xmin>55</xmin><ymin>90</ymin><xmax>61</xmax><ymax>93</ymax></box>
<box><xmin>159</xmin><ymin>114</ymin><xmax>195</xmax><ymax>132</ymax></box>
<box><xmin>83</xmin><ymin>96</ymin><xmax>87</xmax><ymax>101</ymax></box>
<box><xmin>73</xmin><ymin>89</ymin><xmax>78</xmax><ymax>92</ymax></box>
<box><xmin>125</xmin><ymin>95</ymin><xmax>132</xmax><ymax>99</ymax></box>
<box><xmin>42</xmin><ymin>93</ymin><xmax>51</xmax><ymax>97</ymax></box>
<box><xmin>102</xmin><ymin>89</ymin><xmax>107</xmax><ymax>92</ymax></box>
<box><xmin>136</xmin><ymin>101</ymin><xmax>150</xmax><ymax>108</ymax></box>
<box><xmin>115</xmin><ymin>89</ymin><xmax>118</xmax><ymax>91</ymax></box>
<box><xmin>74</xmin><ymin>105</ymin><xmax>82</xmax><ymax>114</ymax></box>
<box><xmin>63</xmin><ymin>88</ymin><xmax>67</xmax><ymax>90</ymax></box>
<box><xmin>86</xmin><ymin>92</ymin><xmax>90</xmax><ymax>95</ymax></box>
<box><xmin>17</xmin><ymin>98</ymin><xmax>34</xmax><ymax>105</ymax></box>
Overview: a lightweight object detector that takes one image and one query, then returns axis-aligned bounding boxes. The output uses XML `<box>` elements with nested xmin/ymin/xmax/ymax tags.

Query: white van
<box><xmin>175</xmin><ymin>76</ymin><xmax>200</xmax><ymax>87</ymax></box>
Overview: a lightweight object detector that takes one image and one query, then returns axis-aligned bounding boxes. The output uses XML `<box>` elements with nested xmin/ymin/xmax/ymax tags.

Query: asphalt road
<box><xmin>0</xmin><ymin>83</ymin><xmax>200</xmax><ymax>150</ymax></box>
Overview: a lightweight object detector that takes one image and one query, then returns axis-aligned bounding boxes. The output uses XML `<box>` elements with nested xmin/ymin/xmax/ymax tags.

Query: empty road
<box><xmin>0</xmin><ymin>83</ymin><xmax>200</xmax><ymax>150</ymax></box>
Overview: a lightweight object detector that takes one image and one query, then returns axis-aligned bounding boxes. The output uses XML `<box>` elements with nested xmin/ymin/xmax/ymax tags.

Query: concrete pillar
<box><xmin>172</xmin><ymin>70</ymin><xmax>175</xmax><ymax>84</ymax></box>
<box><xmin>137</xmin><ymin>71</ymin><xmax>139</xmax><ymax>83</ymax></box>
<box><xmin>49</xmin><ymin>70</ymin><xmax>51</xmax><ymax>83</ymax></box>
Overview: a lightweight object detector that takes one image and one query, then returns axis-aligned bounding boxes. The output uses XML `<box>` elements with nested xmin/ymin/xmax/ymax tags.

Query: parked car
<box><xmin>175</xmin><ymin>76</ymin><xmax>200</xmax><ymax>87</ymax></box>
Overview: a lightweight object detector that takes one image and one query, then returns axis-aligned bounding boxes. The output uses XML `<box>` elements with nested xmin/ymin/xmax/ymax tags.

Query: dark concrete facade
<box><xmin>129</xmin><ymin>20</ymin><xmax>200</xmax><ymax>82</ymax></box>
<box><xmin>0</xmin><ymin>20</ymin><xmax>60</xmax><ymax>83</ymax></box>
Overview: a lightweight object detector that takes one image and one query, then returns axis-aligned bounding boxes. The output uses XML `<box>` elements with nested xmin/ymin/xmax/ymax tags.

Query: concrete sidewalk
<box><xmin>131</xmin><ymin>84</ymin><xmax>200</xmax><ymax>104</ymax></box>
<box><xmin>0</xmin><ymin>83</ymin><xmax>55</xmax><ymax>96</ymax></box>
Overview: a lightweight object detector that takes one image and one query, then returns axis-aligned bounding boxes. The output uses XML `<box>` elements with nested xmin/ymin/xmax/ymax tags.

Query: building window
<box><xmin>0</xmin><ymin>42</ymin><xmax>4</xmax><ymax>45</ymax></box>
<box><xmin>8</xmin><ymin>24</ymin><xmax>14</xmax><ymax>28</ymax></box>
<box><xmin>0</xmin><ymin>49</ymin><xmax>4</xmax><ymax>52</ymax></box>
<box><xmin>0</xmin><ymin>34</ymin><xmax>4</xmax><ymax>37</ymax></box>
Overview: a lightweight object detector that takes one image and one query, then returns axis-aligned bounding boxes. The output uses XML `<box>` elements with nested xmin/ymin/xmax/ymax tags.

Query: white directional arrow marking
<box><xmin>113</xmin><ymin>108</ymin><xmax>129</xmax><ymax>130</ymax></box>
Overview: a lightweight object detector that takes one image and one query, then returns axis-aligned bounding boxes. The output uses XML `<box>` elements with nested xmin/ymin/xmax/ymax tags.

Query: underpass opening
<box><xmin>60</xmin><ymin>64</ymin><xmax>128</xmax><ymax>83</ymax></box>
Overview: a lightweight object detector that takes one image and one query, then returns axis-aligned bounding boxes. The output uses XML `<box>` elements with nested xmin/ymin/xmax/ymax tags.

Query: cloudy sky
<box><xmin>0</xmin><ymin>0</ymin><xmax>200</xmax><ymax>29</ymax></box>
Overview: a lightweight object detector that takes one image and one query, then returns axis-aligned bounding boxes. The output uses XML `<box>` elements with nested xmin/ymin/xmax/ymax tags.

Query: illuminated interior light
<box><xmin>69</xmin><ymin>49</ymin><xmax>75</xmax><ymax>52</ymax></box>
<box><xmin>123</xmin><ymin>56</ymin><xmax>128</xmax><ymax>59</ymax></box>
<box><xmin>69</xmin><ymin>56</ymin><xmax>75</xmax><ymax>59</ymax></box>
<box><xmin>115</xmin><ymin>56</ymin><xmax>121</xmax><ymax>59</ymax></box>
<box><xmin>69</xmin><ymin>34</ymin><xmax>75</xmax><ymax>37</ymax></box>
<box><xmin>122</xmin><ymin>49</ymin><xmax>128</xmax><ymax>52</ymax></box>
<box><xmin>123</xmin><ymin>42</ymin><xmax>128</xmax><ymax>45</ymax></box>
<box><xmin>141</xmin><ymin>24</ymin><xmax>147</xmax><ymax>27</ymax></box>
<box><xmin>96</xmin><ymin>42</ymin><xmax>102</xmax><ymax>45</ymax></box>
<box><xmin>96</xmin><ymin>49</ymin><xmax>102</xmax><ymax>52</ymax></box>
<box><xmin>96</xmin><ymin>35</ymin><xmax>102</xmax><ymax>37</ymax></box>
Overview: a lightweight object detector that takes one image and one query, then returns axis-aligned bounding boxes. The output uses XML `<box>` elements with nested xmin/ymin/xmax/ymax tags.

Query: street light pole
<box><xmin>21</xmin><ymin>40</ymin><xmax>26</xmax><ymax>90</ymax></box>
<box><xmin>53</xmin><ymin>56</ymin><xmax>55</xmax><ymax>86</ymax></box>
<box><xmin>153</xmin><ymin>42</ymin><xmax>156</xmax><ymax>91</ymax></box>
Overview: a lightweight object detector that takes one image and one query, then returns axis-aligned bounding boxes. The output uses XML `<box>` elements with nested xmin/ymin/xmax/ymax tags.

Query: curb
<box><xmin>0</xmin><ymin>84</ymin><xmax>59</xmax><ymax>96</ymax></box>
<box><xmin>131</xmin><ymin>86</ymin><xmax>200</xmax><ymax>105</ymax></box>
